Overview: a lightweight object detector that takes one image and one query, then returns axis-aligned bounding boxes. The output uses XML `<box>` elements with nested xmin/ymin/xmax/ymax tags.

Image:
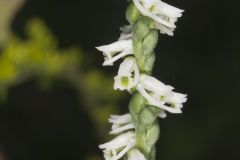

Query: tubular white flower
<box><xmin>132</xmin><ymin>0</ymin><xmax>184</xmax><ymax>36</ymax></box>
<box><xmin>137</xmin><ymin>74</ymin><xmax>187</xmax><ymax>114</ymax></box>
<box><xmin>114</xmin><ymin>57</ymin><xmax>139</xmax><ymax>91</ymax></box>
<box><xmin>163</xmin><ymin>91</ymin><xmax>187</xmax><ymax>109</ymax></box>
<box><xmin>96</xmin><ymin>39</ymin><xmax>133</xmax><ymax>66</ymax></box>
<box><xmin>109</xmin><ymin>113</ymin><xmax>135</xmax><ymax>134</ymax></box>
<box><xmin>155</xmin><ymin>23</ymin><xmax>174</xmax><ymax>36</ymax></box>
<box><xmin>128</xmin><ymin>148</ymin><xmax>146</xmax><ymax>160</ymax></box>
<box><xmin>99</xmin><ymin>132</ymin><xmax>136</xmax><ymax>160</ymax></box>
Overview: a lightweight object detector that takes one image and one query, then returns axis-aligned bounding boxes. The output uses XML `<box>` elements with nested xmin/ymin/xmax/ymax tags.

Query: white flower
<box><xmin>109</xmin><ymin>113</ymin><xmax>135</xmax><ymax>134</ymax></box>
<box><xmin>137</xmin><ymin>74</ymin><xmax>187</xmax><ymax>114</ymax></box>
<box><xmin>114</xmin><ymin>57</ymin><xmax>139</xmax><ymax>91</ymax></box>
<box><xmin>99</xmin><ymin>132</ymin><xmax>136</xmax><ymax>160</ymax></box>
<box><xmin>164</xmin><ymin>91</ymin><xmax>187</xmax><ymax>110</ymax></box>
<box><xmin>96</xmin><ymin>39</ymin><xmax>133</xmax><ymax>66</ymax></box>
<box><xmin>132</xmin><ymin>0</ymin><xmax>184</xmax><ymax>36</ymax></box>
<box><xmin>128</xmin><ymin>148</ymin><xmax>146</xmax><ymax>160</ymax></box>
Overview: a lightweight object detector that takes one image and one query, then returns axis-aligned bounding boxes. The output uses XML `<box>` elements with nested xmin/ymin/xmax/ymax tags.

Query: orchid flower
<box><xmin>114</xmin><ymin>57</ymin><xmax>139</xmax><ymax>91</ymax></box>
<box><xmin>132</xmin><ymin>0</ymin><xmax>184</xmax><ymax>36</ymax></box>
<box><xmin>96</xmin><ymin>39</ymin><xmax>133</xmax><ymax>66</ymax></box>
<box><xmin>99</xmin><ymin>132</ymin><xmax>136</xmax><ymax>160</ymax></box>
<box><xmin>109</xmin><ymin>113</ymin><xmax>135</xmax><ymax>135</ymax></box>
<box><xmin>137</xmin><ymin>74</ymin><xmax>187</xmax><ymax>113</ymax></box>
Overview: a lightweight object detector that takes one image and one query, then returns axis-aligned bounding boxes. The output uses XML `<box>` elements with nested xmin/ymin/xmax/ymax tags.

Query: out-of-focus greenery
<box><xmin>0</xmin><ymin>0</ymin><xmax>25</xmax><ymax>46</ymax></box>
<box><xmin>0</xmin><ymin>1</ymin><xmax>123</xmax><ymax>159</ymax></box>
<box><xmin>0</xmin><ymin>19</ymin><xmax>80</xmax><ymax>100</ymax></box>
<box><xmin>0</xmin><ymin>18</ymin><xmax>124</xmax><ymax>146</ymax></box>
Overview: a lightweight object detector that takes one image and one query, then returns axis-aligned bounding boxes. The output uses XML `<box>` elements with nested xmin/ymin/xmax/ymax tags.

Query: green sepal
<box><xmin>143</xmin><ymin>53</ymin><xmax>156</xmax><ymax>74</ymax></box>
<box><xmin>133</xmin><ymin>17</ymin><xmax>152</xmax><ymax>41</ymax></box>
<box><xmin>129</xmin><ymin>93</ymin><xmax>146</xmax><ymax>123</ymax></box>
<box><xmin>135</xmin><ymin>121</ymin><xmax>160</xmax><ymax>159</ymax></box>
<box><xmin>145</xmin><ymin>121</ymin><xmax>160</xmax><ymax>148</ymax></box>
<box><xmin>142</xmin><ymin>30</ymin><xmax>158</xmax><ymax>56</ymax></box>
<box><xmin>139</xmin><ymin>105</ymin><xmax>160</xmax><ymax>129</ymax></box>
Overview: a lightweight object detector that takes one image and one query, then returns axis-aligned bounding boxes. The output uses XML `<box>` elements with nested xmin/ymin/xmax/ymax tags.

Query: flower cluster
<box><xmin>98</xmin><ymin>113</ymin><xmax>148</xmax><ymax>160</ymax></box>
<box><xmin>96</xmin><ymin>0</ymin><xmax>186</xmax><ymax>159</ymax></box>
<box><xmin>132</xmin><ymin>0</ymin><xmax>184</xmax><ymax>36</ymax></box>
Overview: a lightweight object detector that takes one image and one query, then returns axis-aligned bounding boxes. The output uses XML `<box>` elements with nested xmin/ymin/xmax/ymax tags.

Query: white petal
<box><xmin>132</xmin><ymin>0</ymin><xmax>184</xmax><ymax>36</ymax></box>
<box><xmin>154</xmin><ymin>1</ymin><xmax>184</xmax><ymax>18</ymax></box>
<box><xmin>139</xmin><ymin>74</ymin><xmax>173</xmax><ymax>96</ymax></box>
<box><xmin>120</xmin><ymin>25</ymin><xmax>133</xmax><ymax>34</ymax></box>
<box><xmin>158</xmin><ymin>110</ymin><xmax>167</xmax><ymax>119</ymax></box>
<box><xmin>128</xmin><ymin>148</ymin><xmax>146</xmax><ymax>160</ymax></box>
<box><xmin>100</xmin><ymin>132</ymin><xmax>136</xmax><ymax>160</ymax></box>
<box><xmin>114</xmin><ymin>57</ymin><xmax>139</xmax><ymax>90</ymax></box>
<box><xmin>119</xmin><ymin>33</ymin><xmax>133</xmax><ymax>40</ymax></box>
<box><xmin>103</xmin><ymin>49</ymin><xmax>133</xmax><ymax>66</ymax></box>
<box><xmin>155</xmin><ymin>23</ymin><xmax>174</xmax><ymax>36</ymax></box>
<box><xmin>99</xmin><ymin>132</ymin><xmax>135</xmax><ymax>149</ymax></box>
<box><xmin>132</xmin><ymin>0</ymin><xmax>175</xmax><ymax>28</ymax></box>
<box><xmin>137</xmin><ymin>84</ymin><xmax>182</xmax><ymax>113</ymax></box>
<box><xmin>96</xmin><ymin>40</ymin><xmax>132</xmax><ymax>53</ymax></box>
<box><xmin>118</xmin><ymin>57</ymin><xmax>136</xmax><ymax>76</ymax></box>
<box><xmin>167</xmin><ymin>92</ymin><xmax>187</xmax><ymax>104</ymax></box>
<box><xmin>110</xmin><ymin>123</ymin><xmax>135</xmax><ymax>134</ymax></box>
<box><xmin>114</xmin><ymin>139</ymin><xmax>136</xmax><ymax>160</ymax></box>
<box><xmin>96</xmin><ymin>39</ymin><xmax>134</xmax><ymax>66</ymax></box>
<box><xmin>109</xmin><ymin>113</ymin><xmax>132</xmax><ymax>124</ymax></box>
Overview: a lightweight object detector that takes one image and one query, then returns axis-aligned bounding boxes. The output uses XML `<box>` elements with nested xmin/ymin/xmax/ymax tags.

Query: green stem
<box><xmin>126</xmin><ymin>3</ymin><xmax>161</xmax><ymax>159</ymax></box>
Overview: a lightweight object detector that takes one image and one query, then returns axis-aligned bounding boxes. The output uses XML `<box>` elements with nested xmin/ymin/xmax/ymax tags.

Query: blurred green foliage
<box><xmin>0</xmin><ymin>18</ymin><xmax>125</xmax><ymax>145</ymax></box>
<box><xmin>0</xmin><ymin>19</ymin><xmax>80</xmax><ymax>100</ymax></box>
<box><xmin>0</xmin><ymin>0</ymin><xmax>26</xmax><ymax>46</ymax></box>
<box><xmin>0</xmin><ymin>1</ymin><xmax>126</xmax><ymax>159</ymax></box>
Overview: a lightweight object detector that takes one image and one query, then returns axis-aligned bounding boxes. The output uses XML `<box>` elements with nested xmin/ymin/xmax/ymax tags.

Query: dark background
<box><xmin>0</xmin><ymin>0</ymin><xmax>240</xmax><ymax>160</ymax></box>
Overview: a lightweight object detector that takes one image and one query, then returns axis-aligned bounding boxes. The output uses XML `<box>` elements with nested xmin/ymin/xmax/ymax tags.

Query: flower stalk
<box><xmin>96</xmin><ymin>0</ymin><xmax>186</xmax><ymax>160</ymax></box>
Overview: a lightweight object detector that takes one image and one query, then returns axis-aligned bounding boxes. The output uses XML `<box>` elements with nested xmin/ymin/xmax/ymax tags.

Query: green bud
<box><xmin>126</xmin><ymin>3</ymin><xmax>141</xmax><ymax>24</ymax></box>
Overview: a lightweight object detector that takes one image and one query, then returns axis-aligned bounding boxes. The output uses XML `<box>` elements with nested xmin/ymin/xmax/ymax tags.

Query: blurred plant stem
<box><xmin>0</xmin><ymin>0</ymin><xmax>26</xmax><ymax>46</ymax></box>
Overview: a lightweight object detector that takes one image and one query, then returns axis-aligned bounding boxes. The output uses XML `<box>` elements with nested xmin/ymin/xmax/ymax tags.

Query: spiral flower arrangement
<box><xmin>96</xmin><ymin>0</ymin><xmax>187</xmax><ymax>159</ymax></box>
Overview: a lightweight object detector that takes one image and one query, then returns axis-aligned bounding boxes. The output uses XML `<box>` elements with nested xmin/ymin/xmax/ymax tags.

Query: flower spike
<box><xmin>96</xmin><ymin>0</ymin><xmax>186</xmax><ymax>159</ymax></box>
